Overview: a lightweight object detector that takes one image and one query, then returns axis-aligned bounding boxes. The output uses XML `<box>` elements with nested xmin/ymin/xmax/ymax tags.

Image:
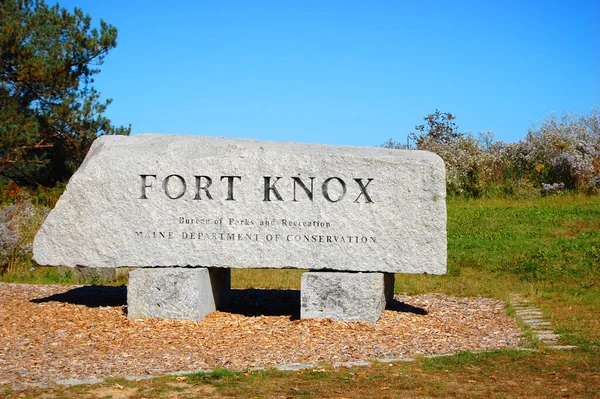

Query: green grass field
<box><xmin>2</xmin><ymin>194</ymin><xmax>599</xmax><ymax>398</ymax></box>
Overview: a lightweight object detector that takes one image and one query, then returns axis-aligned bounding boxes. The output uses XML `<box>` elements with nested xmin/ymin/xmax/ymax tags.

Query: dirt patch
<box><xmin>87</xmin><ymin>386</ymin><xmax>138</xmax><ymax>399</ymax></box>
<box><xmin>166</xmin><ymin>382</ymin><xmax>216</xmax><ymax>393</ymax></box>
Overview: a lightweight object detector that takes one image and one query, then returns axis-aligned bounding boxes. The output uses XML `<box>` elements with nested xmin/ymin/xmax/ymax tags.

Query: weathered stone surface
<box><xmin>127</xmin><ymin>268</ymin><xmax>230</xmax><ymax>320</ymax></box>
<box><xmin>34</xmin><ymin>134</ymin><xmax>446</xmax><ymax>274</ymax></box>
<box><xmin>300</xmin><ymin>271</ymin><xmax>393</xmax><ymax>323</ymax></box>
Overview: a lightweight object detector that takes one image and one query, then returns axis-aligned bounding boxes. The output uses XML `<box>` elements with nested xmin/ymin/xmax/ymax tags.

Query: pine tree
<box><xmin>0</xmin><ymin>0</ymin><xmax>130</xmax><ymax>187</ymax></box>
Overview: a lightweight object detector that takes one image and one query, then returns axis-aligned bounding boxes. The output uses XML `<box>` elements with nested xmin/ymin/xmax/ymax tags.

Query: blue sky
<box><xmin>58</xmin><ymin>0</ymin><xmax>598</xmax><ymax>146</ymax></box>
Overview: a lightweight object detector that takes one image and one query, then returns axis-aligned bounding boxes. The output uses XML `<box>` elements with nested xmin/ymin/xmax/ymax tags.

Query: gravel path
<box><xmin>0</xmin><ymin>283</ymin><xmax>522</xmax><ymax>388</ymax></box>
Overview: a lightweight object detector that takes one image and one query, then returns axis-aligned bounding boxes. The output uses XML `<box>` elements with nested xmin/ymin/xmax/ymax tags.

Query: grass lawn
<box><xmin>2</xmin><ymin>194</ymin><xmax>599</xmax><ymax>398</ymax></box>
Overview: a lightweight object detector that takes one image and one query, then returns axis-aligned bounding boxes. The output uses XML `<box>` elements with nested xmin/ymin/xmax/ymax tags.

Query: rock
<box><xmin>127</xmin><ymin>268</ymin><xmax>230</xmax><ymax>320</ymax></box>
<box><xmin>33</xmin><ymin>134</ymin><xmax>447</xmax><ymax>275</ymax></box>
<box><xmin>300</xmin><ymin>271</ymin><xmax>394</xmax><ymax>323</ymax></box>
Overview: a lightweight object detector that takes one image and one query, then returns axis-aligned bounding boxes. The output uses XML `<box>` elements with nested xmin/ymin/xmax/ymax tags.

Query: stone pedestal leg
<box><xmin>127</xmin><ymin>267</ymin><xmax>231</xmax><ymax>321</ymax></box>
<box><xmin>300</xmin><ymin>271</ymin><xmax>395</xmax><ymax>323</ymax></box>
<box><xmin>208</xmin><ymin>267</ymin><xmax>231</xmax><ymax>309</ymax></box>
<box><xmin>384</xmin><ymin>272</ymin><xmax>395</xmax><ymax>304</ymax></box>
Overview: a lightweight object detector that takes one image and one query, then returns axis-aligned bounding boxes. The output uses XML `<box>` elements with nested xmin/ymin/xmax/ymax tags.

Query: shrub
<box><xmin>0</xmin><ymin>196</ymin><xmax>49</xmax><ymax>274</ymax></box>
<box><xmin>517</xmin><ymin>109</ymin><xmax>600</xmax><ymax>190</ymax></box>
<box><xmin>389</xmin><ymin>108</ymin><xmax>600</xmax><ymax>198</ymax></box>
<box><xmin>417</xmin><ymin>133</ymin><xmax>486</xmax><ymax>198</ymax></box>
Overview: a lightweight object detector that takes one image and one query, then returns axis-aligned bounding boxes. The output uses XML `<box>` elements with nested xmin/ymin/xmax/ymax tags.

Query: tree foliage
<box><xmin>411</xmin><ymin>109</ymin><xmax>462</xmax><ymax>148</ymax></box>
<box><xmin>0</xmin><ymin>0</ymin><xmax>130</xmax><ymax>187</ymax></box>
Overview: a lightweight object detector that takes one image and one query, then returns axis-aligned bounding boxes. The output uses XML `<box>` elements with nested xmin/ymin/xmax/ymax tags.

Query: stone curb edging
<box><xmin>509</xmin><ymin>294</ymin><xmax>578</xmax><ymax>351</ymax></box>
<box><xmin>3</xmin><ymin>358</ymin><xmax>417</xmax><ymax>390</ymax></box>
<box><xmin>53</xmin><ymin>358</ymin><xmax>418</xmax><ymax>387</ymax></box>
<box><xmin>10</xmin><ymin>350</ymin><xmax>543</xmax><ymax>391</ymax></box>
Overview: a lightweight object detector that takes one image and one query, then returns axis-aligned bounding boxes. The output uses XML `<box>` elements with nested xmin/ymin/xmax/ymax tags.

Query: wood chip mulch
<box><xmin>0</xmin><ymin>283</ymin><xmax>523</xmax><ymax>388</ymax></box>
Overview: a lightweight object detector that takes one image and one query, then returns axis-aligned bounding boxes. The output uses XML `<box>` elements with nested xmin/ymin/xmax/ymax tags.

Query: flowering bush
<box><xmin>541</xmin><ymin>182</ymin><xmax>565</xmax><ymax>195</ymax></box>
<box><xmin>387</xmin><ymin>108</ymin><xmax>600</xmax><ymax>198</ymax></box>
<box><xmin>0</xmin><ymin>198</ymin><xmax>49</xmax><ymax>273</ymax></box>
<box><xmin>417</xmin><ymin>133</ymin><xmax>486</xmax><ymax>197</ymax></box>
<box><xmin>515</xmin><ymin>109</ymin><xmax>600</xmax><ymax>190</ymax></box>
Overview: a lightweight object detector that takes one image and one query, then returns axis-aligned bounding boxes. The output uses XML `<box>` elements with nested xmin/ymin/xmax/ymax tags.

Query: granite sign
<box><xmin>33</xmin><ymin>134</ymin><xmax>446</xmax><ymax>274</ymax></box>
<box><xmin>33</xmin><ymin>134</ymin><xmax>447</xmax><ymax>322</ymax></box>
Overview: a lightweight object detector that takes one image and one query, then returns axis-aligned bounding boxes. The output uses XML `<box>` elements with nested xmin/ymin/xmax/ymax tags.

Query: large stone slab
<box><xmin>33</xmin><ymin>134</ymin><xmax>446</xmax><ymax>274</ymax></box>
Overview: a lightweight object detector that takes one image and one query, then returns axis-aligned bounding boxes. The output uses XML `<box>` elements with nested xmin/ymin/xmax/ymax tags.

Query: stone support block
<box><xmin>300</xmin><ymin>271</ymin><xmax>394</xmax><ymax>323</ymax></box>
<box><xmin>127</xmin><ymin>267</ymin><xmax>230</xmax><ymax>321</ymax></box>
